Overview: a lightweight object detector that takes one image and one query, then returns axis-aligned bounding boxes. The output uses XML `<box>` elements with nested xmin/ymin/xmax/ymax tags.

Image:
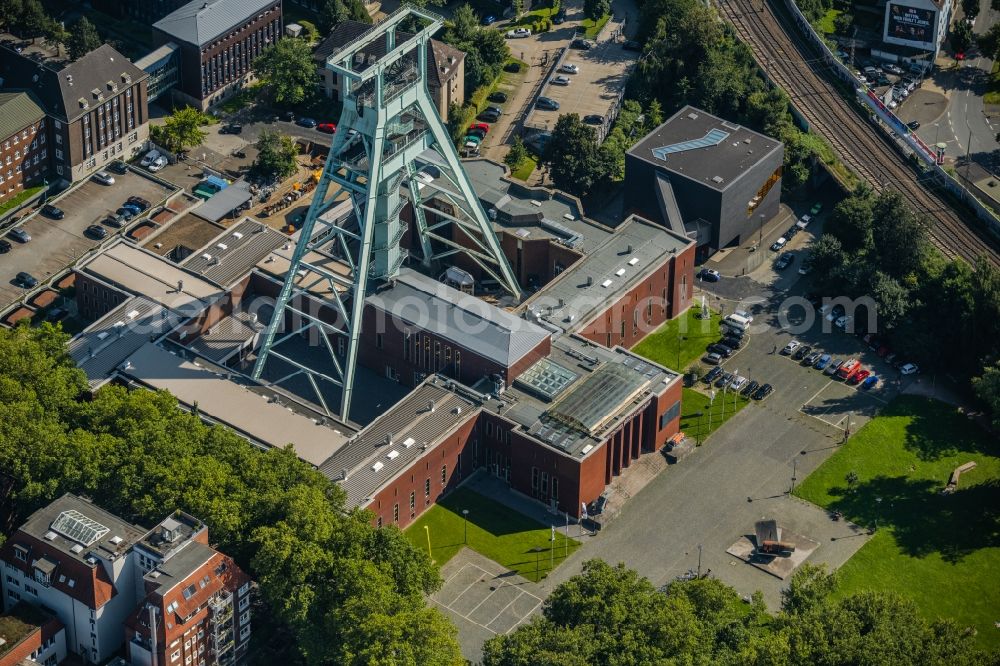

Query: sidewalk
<box><xmin>464</xmin><ymin>472</ymin><xmax>590</xmax><ymax>541</ymax></box>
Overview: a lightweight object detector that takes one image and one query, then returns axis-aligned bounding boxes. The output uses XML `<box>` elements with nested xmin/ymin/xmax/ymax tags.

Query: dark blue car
<box><xmin>482</xmin><ymin>14</ymin><xmax>496</xmax><ymax>25</ymax></box>
<box><xmin>296</xmin><ymin>117</ymin><xmax>318</xmax><ymax>128</ymax></box>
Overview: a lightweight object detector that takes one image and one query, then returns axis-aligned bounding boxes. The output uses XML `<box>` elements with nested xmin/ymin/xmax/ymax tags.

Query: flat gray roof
<box><xmin>366</xmin><ymin>269</ymin><xmax>550</xmax><ymax>367</ymax></box>
<box><xmin>181</xmin><ymin>217</ymin><xmax>286</xmax><ymax>288</ymax></box>
<box><xmin>184</xmin><ymin>310</ymin><xmax>260</xmax><ymax>365</ymax></box>
<box><xmin>154</xmin><ymin>0</ymin><xmax>278</xmax><ymax>46</ymax></box>
<box><xmin>520</xmin><ymin>215</ymin><xmax>693</xmax><ymax>333</ymax></box>
<box><xmin>461</xmin><ymin>159</ymin><xmax>613</xmax><ymax>252</ymax></box>
<box><xmin>120</xmin><ymin>342</ymin><xmax>352</xmax><ymax>467</ymax></box>
<box><xmin>79</xmin><ymin>241</ymin><xmax>224</xmax><ymax>313</ymax></box>
<box><xmin>628</xmin><ymin>105</ymin><xmax>782</xmax><ymax>192</ymax></box>
<box><xmin>68</xmin><ymin>296</ymin><xmax>178</xmax><ymax>388</ymax></box>
<box><xmin>191</xmin><ymin>180</ymin><xmax>253</xmax><ymax>225</ymax></box>
<box><xmin>318</xmin><ymin>378</ymin><xmax>479</xmax><ymax>508</ymax></box>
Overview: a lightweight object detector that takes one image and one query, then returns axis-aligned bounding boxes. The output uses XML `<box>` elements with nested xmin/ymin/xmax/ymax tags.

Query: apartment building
<box><xmin>0</xmin><ymin>92</ymin><xmax>48</xmax><ymax>205</ymax></box>
<box><xmin>0</xmin><ymin>495</ymin><xmax>250</xmax><ymax>666</ymax></box>
<box><xmin>0</xmin><ymin>42</ymin><xmax>150</xmax><ymax>183</ymax></box>
<box><xmin>152</xmin><ymin>0</ymin><xmax>282</xmax><ymax>110</ymax></box>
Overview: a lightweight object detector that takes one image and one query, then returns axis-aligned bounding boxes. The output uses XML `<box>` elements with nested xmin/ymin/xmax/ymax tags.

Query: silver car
<box><xmin>92</xmin><ymin>171</ymin><xmax>115</xmax><ymax>186</ymax></box>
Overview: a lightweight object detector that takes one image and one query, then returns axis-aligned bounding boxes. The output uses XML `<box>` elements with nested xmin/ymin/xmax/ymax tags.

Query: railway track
<box><xmin>718</xmin><ymin>0</ymin><xmax>1000</xmax><ymax>265</ymax></box>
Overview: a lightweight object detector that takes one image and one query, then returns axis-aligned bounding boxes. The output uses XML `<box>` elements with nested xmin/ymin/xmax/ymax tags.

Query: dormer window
<box><xmin>13</xmin><ymin>545</ymin><xmax>27</xmax><ymax>562</ymax></box>
<box><xmin>34</xmin><ymin>568</ymin><xmax>50</xmax><ymax>586</ymax></box>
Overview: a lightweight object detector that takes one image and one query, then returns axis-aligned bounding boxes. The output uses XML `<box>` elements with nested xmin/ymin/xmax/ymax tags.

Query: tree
<box><xmin>846</xmin><ymin>470</ymin><xmax>859</xmax><ymax>491</ymax></box>
<box><xmin>513</xmin><ymin>0</ymin><xmax>525</xmax><ymax>18</ymax></box>
<box><xmin>19</xmin><ymin>0</ymin><xmax>49</xmax><ymax>43</ymax></box>
<box><xmin>154</xmin><ymin>107</ymin><xmax>211</xmax><ymax>153</ymax></box>
<box><xmin>972</xmin><ymin>363</ymin><xmax>1000</xmax><ymax>429</ymax></box>
<box><xmin>977</xmin><ymin>23</ymin><xmax>1000</xmax><ymax>60</ymax></box>
<box><xmin>317</xmin><ymin>0</ymin><xmax>371</xmax><ymax>33</ymax></box>
<box><xmin>782</xmin><ymin>563</ymin><xmax>838</xmax><ymax>615</ymax></box>
<box><xmin>0</xmin><ymin>0</ymin><xmax>24</xmax><ymax>32</ymax></box>
<box><xmin>833</xmin><ymin>11</ymin><xmax>854</xmax><ymax>35</ymax></box>
<box><xmin>449</xmin><ymin>3</ymin><xmax>479</xmax><ymax>44</ymax></box>
<box><xmin>869</xmin><ymin>271</ymin><xmax>910</xmax><ymax>328</ymax></box>
<box><xmin>544</xmin><ymin>114</ymin><xmax>605</xmax><ymax>197</ymax></box>
<box><xmin>45</xmin><ymin>20</ymin><xmax>70</xmax><ymax>59</ymax></box>
<box><xmin>584</xmin><ymin>0</ymin><xmax>611</xmax><ymax>22</ymax></box>
<box><xmin>252</xmin><ymin>129</ymin><xmax>299</xmax><ymax>182</ymax></box>
<box><xmin>297</xmin><ymin>19</ymin><xmax>320</xmax><ymax>43</ymax></box>
<box><xmin>505</xmin><ymin>136</ymin><xmax>528</xmax><ymax>171</ymax></box>
<box><xmin>253</xmin><ymin>38</ymin><xmax>316</xmax><ymax>107</ymax></box>
<box><xmin>951</xmin><ymin>20</ymin><xmax>974</xmax><ymax>54</ymax></box>
<box><xmin>961</xmin><ymin>0</ymin><xmax>979</xmax><ymax>20</ymax></box>
<box><xmin>67</xmin><ymin>16</ymin><xmax>101</xmax><ymax>60</ymax></box>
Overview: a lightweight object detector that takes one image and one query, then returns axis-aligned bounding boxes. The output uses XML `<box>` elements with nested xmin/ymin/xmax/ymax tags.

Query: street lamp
<box><xmin>697</xmin><ymin>544</ymin><xmax>703</xmax><ymax>577</ymax></box>
<box><xmin>462</xmin><ymin>509</ymin><xmax>469</xmax><ymax>544</ymax></box>
<box><xmin>424</xmin><ymin>525</ymin><xmax>432</xmax><ymax>560</ymax></box>
<box><xmin>694</xmin><ymin>412</ymin><xmax>703</xmax><ymax>445</ymax></box>
<box><xmin>789</xmin><ymin>457</ymin><xmax>798</xmax><ymax>494</ymax></box>
<box><xmin>532</xmin><ymin>546</ymin><xmax>544</xmax><ymax>580</ymax></box>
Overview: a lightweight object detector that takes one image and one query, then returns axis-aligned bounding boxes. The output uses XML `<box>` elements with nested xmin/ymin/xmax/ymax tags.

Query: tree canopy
<box><xmin>67</xmin><ymin>16</ymin><xmax>101</xmax><ymax>60</ymax></box>
<box><xmin>253</xmin><ymin>37</ymin><xmax>317</xmax><ymax>107</ymax></box>
<box><xmin>543</xmin><ymin>114</ymin><xmax>605</xmax><ymax>197</ymax></box>
<box><xmin>442</xmin><ymin>5</ymin><xmax>510</xmax><ymax>93</ymax></box>
<box><xmin>252</xmin><ymin>129</ymin><xmax>299</xmax><ymax>183</ymax></box>
<box><xmin>0</xmin><ymin>324</ymin><xmax>461</xmax><ymax>664</ymax></box>
<box><xmin>483</xmin><ymin>560</ymin><xmax>994</xmax><ymax>665</ymax></box>
<box><xmin>316</xmin><ymin>0</ymin><xmax>372</xmax><ymax>34</ymax></box>
<box><xmin>151</xmin><ymin>107</ymin><xmax>212</xmax><ymax>154</ymax></box>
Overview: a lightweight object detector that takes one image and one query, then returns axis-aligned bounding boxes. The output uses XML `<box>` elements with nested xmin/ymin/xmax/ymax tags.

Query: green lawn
<box><xmin>794</xmin><ymin>396</ymin><xmax>1000</xmax><ymax>650</ymax></box>
<box><xmin>511</xmin><ymin>5</ymin><xmax>560</xmax><ymax>27</ymax></box>
<box><xmin>0</xmin><ymin>186</ymin><xmax>43</xmax><ymax>217</ymax></box>
<box><xmin>985</xmin><ymin>62</ymin><xmax>1000</xmax><ymax>105</ymax></box>
<box><xmin>581</xmin><ymin>13</ymin><xmax>611</xmax><ymax>39</ymax></box>
<box><xmin>406</xmin><ymin>487</ymin><xmax>580</xmax><ymax>582</ymax></box>
<box><xmin>814</xmin><ymin>8</ymin><xmax>842</xmax><ymax>34</ymax></box>
<box><xmin>680</xmin><ymin>386</ymin><xmax>751</xmax><ymax>444</ymax></box>
<box><xmin>510</xmin><ymin>154</ymin><xmax>537</xmax><ymax>180</ymax></box>
<box><xmin>633</xmin><ymin>306</ymin><xmax>723</xmax><ymax>372</ymax></box>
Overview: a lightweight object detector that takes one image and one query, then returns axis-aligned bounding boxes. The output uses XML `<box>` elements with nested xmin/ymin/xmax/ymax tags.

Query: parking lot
<box><xmin>0</xmin><ymin>170</ymin><xmax>176</xmax><ymax>309</ymax></box>
<box><xmin>525</xmin><ymin>36</ymin><xmax>638</xmax><ymax>134</ymax></box>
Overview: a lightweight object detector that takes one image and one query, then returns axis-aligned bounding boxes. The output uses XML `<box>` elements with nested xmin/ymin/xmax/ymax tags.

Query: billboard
<box><xmin>886</xmin><ymin>3</ymin><xmax>935</xmax><ymax>44</ymax></box>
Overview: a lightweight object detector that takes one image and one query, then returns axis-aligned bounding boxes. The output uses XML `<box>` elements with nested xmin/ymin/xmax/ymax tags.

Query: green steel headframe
<box><xmin>251</xmin><ymin>5</ymin><xmax>521</xmax><ymax>422</ymax></box>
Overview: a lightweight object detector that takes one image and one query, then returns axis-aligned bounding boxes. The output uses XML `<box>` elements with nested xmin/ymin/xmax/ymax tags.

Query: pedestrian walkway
<box><xmin>464</xmin><ymin>472</ymin><xmax>588</xmax><ymax>541</ymax></box>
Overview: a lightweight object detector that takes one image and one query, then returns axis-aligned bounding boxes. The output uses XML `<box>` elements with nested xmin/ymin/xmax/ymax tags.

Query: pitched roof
<box><xmin>0</xmin><ymin>91</ymin><xmax>45</xmax><ymax>142</ymax></box>
<box><xmin>0</xmin><ymin>43</ymin><xmax>147</xmax><ymax>123</ymax></box>
<box><xmin>366</xmin><ymin>269</ymin><xmax>550</xmax><ymax>367</ymax></box>
<box><xmin>428</xmin><ymin>40</ymin><xmax>464</xmax><ymax>89</ymax></box>
<box><xmin>154</xmin><ymin>0</ymin><xmax>279</xmax><ymax>46</ymax></box>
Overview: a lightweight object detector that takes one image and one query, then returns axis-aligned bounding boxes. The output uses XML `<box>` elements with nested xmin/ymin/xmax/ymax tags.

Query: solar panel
<box><xmin>51</xmin><ymin>510</ymin><xmax>110</xmax><ymax>547</ymax></box>
<box><xmin>651</xmin><ymin>129</ymin><xmax>730</xmax><ymax>161</ymax></box>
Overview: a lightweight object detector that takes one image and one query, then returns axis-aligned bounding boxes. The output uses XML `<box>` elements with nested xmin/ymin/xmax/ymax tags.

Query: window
<box><xmin>441</xmin><ymin>465</ymin><xmax>447</xmax><ymax>484</ymax></box>
<box><xmin>239</xmin><ymin>595</ymin><xmax>250</xmax><ymax>611</ymax></box>
<box><xmin>409</xmin><ymin>491</ymin><xmax>415</xmax><ymax>511</ymax></box>
<box><xmin>55</xmin><ymin>149</ymin><xmax>63</xmax><ymax>160</ymax></box>
<box><xmin>239</xmin><ymin>625</ymin><xmax>250</xmax><ymax>641</ymax></box>
<box><xmin>239</xmin><ymin>611</ymin><xmax>250</xmax><ymax>625</ymax></box>
<box><xmin>393</xmin><ymin>504</ymin><xmax>399</xmax><ymax>523</ymax></box>
<box><xmin>375</xmin><ymin>333</ymin><xmax>382</xmax><ymax>349</ymax></box>
<box><xmin>531</xmin><ymin>467</ymin><xmax>539</xmax><ymax>490</ymax></box>
<box><xmin>13</xmin><ymin>546</ymin><xmax>27</xmax><ymax>562</ymax></box>
<box><xmin>376</xmin><ymin>516</ymin><xmax>382</xmax><ymax>528</ymax></box>
<box><xmin>171</xmin><ymin>650</ymin><xmax>180</xmax><ymax>662</ymax></box>
<box><xmin>55</xmin><ymin>134</ymin><xmax>62</xmax><ymax>145</ymax></box>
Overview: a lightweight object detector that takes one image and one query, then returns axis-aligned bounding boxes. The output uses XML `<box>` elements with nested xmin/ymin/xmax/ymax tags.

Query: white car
<box><xmin>900</xmin><ymin>363</ymin><xmax>919</xmax><ymax>375</ymax></box>
<box><xmin>796</xmin><ymin>214</ymin><xmax>811</xmax><ymax>229</ymax></box>
<box><xmin>92</xmin><ymin>171</ymin><xmax>115</xmax><ymax>186</ymax></box>
<box><xmin>558</xmin><ymin>64</ymin><xmax>580</xmax><ymax>74</ymax></box>
<box><xmin>506</xmin><ymin>28</ymin><xmax>531</xmax><ymax>38</ymax></box>
<box><xmin>550</xmin><ymin>75</ymin><xmax>571</xmax><ymax>86</ymax></box>
<box><xmin>730</xmin><ymin>376</ymin><xmax>748</xmax><ymax>392</ymax></box>
<box><xmin>770</xmin><ymin>237</ymin><xmax>787</xmax><ymax>251</ymax></box>
<box><xmin>140</xmin><ymin>150</ymin><xmax>161</xmax><ymax>167</ymax></box>
<box><xmin>798</xmin><ymin>264</ymin><xmax>811</xmax><ymax>275</ymax></box>
<box><xmin>733</xmin><ymin>309</ymin><xmax>753</xmax><ymax>323</ymax></box>
<box><xmin>147</xmin><ymin>156</ymin><xmax>168</xmax><ymax>172</ymax></box>
<box><xmin>834</xmin><ymin>314</ymin><xmax>853</xmax><ymax>329</ymax></box>
<box><xmin>782</xmin><ymin>340</ymin><xmax>801</xmax><ymax>355</ymax></box>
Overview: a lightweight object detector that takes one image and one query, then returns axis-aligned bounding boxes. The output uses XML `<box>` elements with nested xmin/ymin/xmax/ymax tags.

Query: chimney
<box><xmin>626</xmin><ymin>244</ymin><xmax>632</xmax><ymax>253</ymax></box>
<box><xmin>383</xmin><ymin>432</ymin><xmax>392</xmax><ymax>446</ymax></box>
<box><xmin>586</xmin><ymin>276</ymin><xmax>593</xmax><ymax>286</ymax></box>
<box><xmin>341</xmin><ymin>468</ymin><xmax>348</xmax><ymax>481</ymax></box>
<box><xmin>428</xmin><ymin>400</ymin><xmax>435</xmax><ymax>413</ymax></box>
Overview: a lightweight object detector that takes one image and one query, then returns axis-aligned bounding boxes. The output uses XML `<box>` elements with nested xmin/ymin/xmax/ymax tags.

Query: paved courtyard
<box><xmin>431</xmin><ymin>548</ymin><xmax>544</xmax><ymax>660</ymax></box>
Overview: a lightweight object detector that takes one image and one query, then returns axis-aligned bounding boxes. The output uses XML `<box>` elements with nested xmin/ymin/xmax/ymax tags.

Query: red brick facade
<box><xmin>0</xmin><ymin>116</ymin><xmax>47</xmax><ymax>205</ymax></box>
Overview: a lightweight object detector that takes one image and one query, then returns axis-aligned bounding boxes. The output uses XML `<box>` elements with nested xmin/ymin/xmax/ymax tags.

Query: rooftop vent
<box><xmin>428</xmin><ymin>400</ymin><xmax>436</xmax><ymax>413</ymax></box>
<box><xmin>127</xmin><ymin>309</ymin><xmax>139</xmax><ymax>319</ymax></box>
<box><xmin>712</xmin><ymin>176</ymin><xmax>724</xmax><ymax>184</ymax></box>
<box><xmin>586</xmin><ymin>276</ymin><xmax>593</xmax><ymax>286</ymax></box>
<box><xmin>372</xmin><ymin>461</ymin><xmax>384</xmax><ymax>472</ymax></box>
<box><xmin>91</xmin><ymin>89</ymin><xmax>103</xmax><ymax>101</ymax></box>
<box><xmin>109</xmin><ymin>535</ymin><xmax>123</xmax><ymax>545</ymax></box>
<box><xmin>70</xmin><ymin>544</ymin><xmax>84</xmax><ymax>554</ymax></box>
<box><xmin>232</xmin><ymin>231</ymin><xmax>244</xmax><ymax>239</ymax></box>
<box><xmin>628</xmin><ymin>257</ymin><xmax>639</xmax><ymax>266</ymax></box>
<box><xmin>402</xmin><ymin>437</ymin><xmax>415</xmax><ymax>448</ymax></box>
<box><xmin>687</xmin><ymin>112</ymin><xmax>698</xmax><ymax>120</ymax></box>
<box><xmin>615</xmin><ymin>268</ymin><xmax>626</xmax><ymax>277</ymax></box>
<box><xmin>386</xmin><ymin>450</ymin><xmax>400</xmax><ymax>460</ymax></box>
<box><xmin>216</xmin><ymin>243</ymin><xmax>228</xmax><ymax>251</ymax></box>
<box><xmin>43</xmin><ymin>531</ymin><xmax>58</xmax><ymax>541</ymax></box>
<box><xmin>601</xmin><ymin>279</ymin><xmax>613</xmax><ymax>288</ymax></box>
<box><xmin>200</xmin><ymin>253</ymin><xmax>212</xmax><ymax>261</ymax></box>
<box><xmin>66</xmin><ymin>74</ymin><xmax>73</xmax><ymax>83</ymax></box>
<box><xmin>79</xmin><ymin>98</ymin><xmax>88</xmax><ymax>109</ymax></box>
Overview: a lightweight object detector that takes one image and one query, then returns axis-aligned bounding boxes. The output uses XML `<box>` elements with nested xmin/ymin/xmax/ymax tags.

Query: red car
<box><xmin>468</xmin><ymin>122</ymin><xmax>489</xmax><ymax>134</ymax></box>
<box><xmin>317</xmin><ymin>123</ymin><xmax>337</xmax><ymax>134</ymax></box>
<box><xmin>849</xmin><ymin>369</ymin><xmax>870</xmax><ymax>385</ymax></box>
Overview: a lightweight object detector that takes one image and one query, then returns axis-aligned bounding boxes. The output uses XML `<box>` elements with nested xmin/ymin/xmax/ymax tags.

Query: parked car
<box><xmin>703</xmin><ymin>352</ymin><xmax>722</xmax><ymax>366</ymax></box>
<box><xmin>478</xmin><ymin>110</ymin><xmax>501</xmax><ymax>122</ymax></box>
<box><xmin>906</xmin><ymin>120</ymin><xmax>920</xmax><ymax>130</ymax></box>
<box><xmin>108</xmin><ymin>160</ymin><xmax>129</xmax><ymax>175</ymax></box>
<box><xmin>810</xmin><ymin>202</ymin><xmax>823</xmax><ymax>215</ymax></box>
<box><xmin>572</xmin><ymin>38</ymin><xmax>595</xmax><ymax>49</ymax></box>
<box><xmin>798</xmin><ymin>261</ymin><xmax>811</xmax><ymax>275</ymax></box>
<box><xmin>704</xmin><ymin>366</ymin><xmax>723</xmax><ymax>383</ymax></box>
<box><xmin>583</xmin><ymin>114</ymin><xmax>604</xmax><ymax>125</ymax></box>
<box><xmin>715</xmin><ymin>371</ymin><xmax>734</xmax><ymax>388</ymax></box>
<box><xmin>482</xmin><ymin>14</ymin><xmax>496</xmax><ymax>24</ymax></box>
<box><xmin>803</xmin><ymin>351</ymin><xmax>822</xmax><ymax>365</ymax></box>
<box><xmin>849</xmin><ymin>369</ymin><xmax>871</xmax><ymax>385</ymax></box>
<box><xmin>698</xmin><ymin>268</ymin><xmax>721</xmax><ymax>282</ymax></box>
<box><xmin>730</xmin><ymin>376</ymin><xmax>748</xmax><ymax>392</ymax></box>
<box><xmin>14</xmin><ymin>272</ymin><xmax>37</xmax><ymax>288</ymax></box>
<box><xmin>782</xmin><ymin>340</ymin><xmax>801</xmax><ymax>355</ymax></box>
<box><xmin>105</xmin><ymin>214</ymin><xmax>127</xmax><ymax>228</ymax></box>
<box><xmin>148</xmin><ymin>156</ymin><xmax>167</xmax><ymax>172</ymax></box>
<box><xmin>837</xmin><ymin>359</ymin><xmax>861</xmax><ymax>380</ymax></box>
<box><xmin>722</xmin><ymin>336</ymin><xmax>744</xmax><ymax>350</ymax></box>
<box><xmin>708</xmin><ymin>343</ymin><xmax>734</xmax><ymax>358</ymax></box>
<box><xmin>85</xmin><ymin>224</ymin><xmax>108</xmax><ymax>239</ymax></box>
<box><xmin>488</xmin><ymin>91</ymin><xmax>507</xmax><ymax>103</ymax></box>
<box><xmin>219</xmin><ymin>123</ymin><xmax>243</xmax><ymax>134</ymax></box>
<box><xmin>774</xmin><ymin>253</ymin><xmax>794</xmax><ymax>270</ymax></box>
<box><xmin>753</xmin><ymin>383</ymin><xmax>773</xmax><ymax>400</ymax></box>
<box><xmin>463</xmin><ymin>134</ymin><xmax>482</xmax><ymax>145</ymax></box>
<box><xmin>127</xmin><ymin>196</ymin><xmax>151</xmax><ymax>211</ymax></box>
<box><xmin>862</xmin><ymin>375</ymin><xmax>879</xmax><ymax>389</ymax></box>
<box><xmin>793</xmin><ymin>345</ymin><xmax>812</xmax><ymax>360</ymax></box>
<box><xmin>504</xmin><ymin>61</ymin><xmax>521</xmax><ymax>73</ymax></box>
<box><xmin>92</xmin><ymin>171</ymin><xmax>115</xmax><ymax>186</ymax></box>
<box><xmin>550</xmin><ymin>75</ymin><xmax>571</xmax><ymax>86</ymax></box>
<box><xmin>885</xmin><ymin>63</ymin><xmax>904</xmax><ymax>75</ymax></box>
<box><xmin>741</xmin><ymin>380</ymin><xmax>760</xmax><ymax>397</ymax></box>
<box><xmin>506</xmin><ymin>27</ymin><xmax>531</xmax><ymax>38</ymax></box>
<box><xmin>900</xmin><ymin>363</ymin><xmax>919</xmax><ymax>375</ymax></box>
<box><xmin>558</xmin><ymin>64</ymin><xmax>580</xmax><ymax>74</ymax></box>
<box><xmin>834</xmin><ymin>314</ymin><xmax>853</xmax><ymax>329</ymax></box>
<box><xmin>0</xmin><ymin>239</ymin><xmax>11</xmax><ymax>253</ymax></box>
<box><xmin>9</xmin><ymin>228</ymin><xmax>31</xmax><ymax>243</ymax></box>
<box><xmin>116</xmin><ymin>207</ymin><xmax>136</xmax><ymax>221</ymax></box>
<box><xmin>814</xmin><ymin>354</ymin><xmax>831</xmax><ymax>370</ymax></box>
<box><xmin>825</xmin><ymin>304</ymin><xmax>845</xmax><ymax>322</ymax></box>
<box><xmin>469</xmin><ymin>123</ymin><xmax>489</xmax><ymax>134</ymax></box>
<box><xmin>825</xmin><ymin>359</ymin><xmax>843</xmax><ymax>375</ymax></box>
<box><xmin>536</xmin><ymin>97</ymin><xmax>560</xmax><ymax>110</ymax></box>
<box><xmin>770</xmin><ymin>237</ymin><xmax>787</xmax><ymax>251</ymax></box>
<box><xmin>317</xmin><ymin>123</ymin><xmax>337</xmax><ymax>134</ymax></box>
<box><xmin>140</xmin><ymin>150</ymin><xmax>161</xmax><ymax>167</ymax></box>
<box><xmin>41</xmin><ymin>204</ymin><xmax>64</xmax><ymax>219</ymax></box>
<box><xmin>553</xmin><ymin>11</ymin><xmax>565</xmax><ymax>23</ymax></box>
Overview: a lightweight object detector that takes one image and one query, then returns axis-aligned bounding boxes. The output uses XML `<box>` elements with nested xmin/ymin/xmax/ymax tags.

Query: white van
<box><xmin>723</xmin><ymin>313</ymin><xmax>751</xmax><ymax>332</ymax></box>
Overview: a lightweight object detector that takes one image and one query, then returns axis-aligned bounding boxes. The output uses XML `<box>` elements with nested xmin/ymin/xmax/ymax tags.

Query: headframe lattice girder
<box><xmin>251</xmin><ymin>5</ymin><xmax>521</xmax><ymax>422</ymax></box>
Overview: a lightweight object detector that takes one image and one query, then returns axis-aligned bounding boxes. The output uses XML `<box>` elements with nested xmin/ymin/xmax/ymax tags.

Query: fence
<box><xmin>781</xmin><ymin>0</ymin><xmax>1000</xmax><ymax>239</ymax></box>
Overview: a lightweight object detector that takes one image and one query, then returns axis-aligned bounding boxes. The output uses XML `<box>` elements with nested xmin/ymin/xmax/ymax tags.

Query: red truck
<box><xmin>837</xmin><ymin>359</ymin><xmax>861</xmax><ymax>380</ymax></box>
